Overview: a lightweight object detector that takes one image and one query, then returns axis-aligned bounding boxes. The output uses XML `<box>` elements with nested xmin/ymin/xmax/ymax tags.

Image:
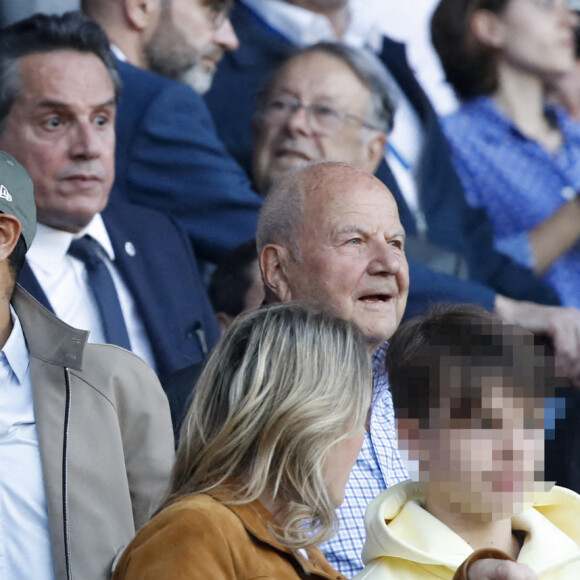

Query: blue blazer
<box><xmin>205</xmin><ymin>1</ymin><xmax>560</xmax><ymax>315</ymax></box>
<box><xmin>113</xmin><ymin>59</ymin><xmax>263</xmax><ymax>264</ymax></box>
<box><xmin>18</xmin><ymin>201</ymin><xmax>221</xmax><ymax>379</ymax></box>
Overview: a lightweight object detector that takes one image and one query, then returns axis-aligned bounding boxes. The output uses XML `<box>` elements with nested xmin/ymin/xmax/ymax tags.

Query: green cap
<box><xmin>0</xmin><ymin>151</ymin><xmax>36</xmax><ymax>250</ymax></box>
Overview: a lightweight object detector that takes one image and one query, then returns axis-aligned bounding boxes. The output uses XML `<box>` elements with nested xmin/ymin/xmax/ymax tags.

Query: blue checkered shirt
<box><xmin>321</xmin><ymin>343</ymin><xmax>408</xmax><ymax>577</ymax></box>
<box><xmin>443</xmin><ymin>97</ymin><xmax>580</xmax><ymax>309</ymax></box>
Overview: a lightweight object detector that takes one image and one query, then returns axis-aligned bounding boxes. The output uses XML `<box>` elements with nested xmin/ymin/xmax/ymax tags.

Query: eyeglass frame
<box><xmin>202</xmin><ymin>1</ymin><xmax>231</xmax><ymax>30</ymax></box>
<box><xmin>257</xmin><ymin>94</ymin><xmax>384</xmax><ymax>136</ymax></box>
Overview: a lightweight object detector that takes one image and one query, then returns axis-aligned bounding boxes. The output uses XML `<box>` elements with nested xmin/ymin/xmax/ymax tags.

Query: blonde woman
<box><xmin>112</xmin><ymin>303</ymin><xmax>372</xmax><ymax>580</ymax></box>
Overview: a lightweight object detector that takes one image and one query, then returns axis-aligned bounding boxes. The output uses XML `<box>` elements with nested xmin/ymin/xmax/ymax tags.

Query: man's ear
<box><xmin>470</xmin><ymin>8</ymin><xmax>506</xmax><ymax>49</ymax></box>
<box><xmin>362</xmin><ymin>131</ymin><xmax>387</xmax><ymax>174</ymax></box>
<box><xmin>0</xmin><ymin>214</ymin><xmax>22</xmax><ymax>263</ymax></box>
<box><xmin>124</xmin><ymin>0</ymin><xmax>160</xmax><ymax>32</ymax></box>
<box><xmin>259</xmin><ymin>244</ymin><xmax>294</xmax><ymax>303</ymax></box>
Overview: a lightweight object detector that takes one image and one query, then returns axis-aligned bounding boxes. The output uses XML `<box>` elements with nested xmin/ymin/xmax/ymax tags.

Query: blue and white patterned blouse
<box><xmin>443</xmin><ymin>96</ymin><xmax>580</xmax><ymax>308</ymax></box>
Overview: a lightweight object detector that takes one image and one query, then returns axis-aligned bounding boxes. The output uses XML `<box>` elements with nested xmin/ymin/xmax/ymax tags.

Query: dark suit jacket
<box><xmin>162</xmin><ymin>361</ymin><xmax>204</xmax><ymax>444</ymax></box>
<box><xmin>18</xmin><ymin>201</ymin><xmax>221</xmax><ymax>378</ymax></box>
<box><xmin>205</xmin><ymin>1</ymin><xmax>560</xmax><ymax>316</ymax></box>
<box><xmin>113</xmin><ymin>59</ymin><xmax>263</xmax><ymax>264</ymax></box>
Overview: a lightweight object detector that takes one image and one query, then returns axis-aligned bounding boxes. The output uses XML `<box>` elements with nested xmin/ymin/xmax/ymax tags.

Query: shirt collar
<box><xmin>2</xmin><ymin>306</ymin><xmax>30</xmax><ymax>386</ymax></box>
<box><xmin>241</xmin><ymin>0</ymin><xmax>383</xmax><ymax>51</ymax></box>
<box><xmin>27</xmin><ymin>213</ymin><xmax>115</xmax><ymax>276</ymax></box>
<box><xmin>111</xmin><ymin>44</ymin><xmax>127</xmax><ymax>62</ymax></box>
<box><xmin>372</xmin><ymin>342</ymin><xmax>388</xmax><ymax>372</ymax></box>
<box><xmin>469</xmin><ymin>96</ymin><xmax>575</xmax><ymax>137</ymax></box>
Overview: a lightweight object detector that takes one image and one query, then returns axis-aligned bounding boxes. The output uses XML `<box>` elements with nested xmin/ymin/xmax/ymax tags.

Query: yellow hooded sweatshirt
<box><xmin>354</xmin><ymin>480</ymin><xmax>580</xmax><ymax>580</ymax></box>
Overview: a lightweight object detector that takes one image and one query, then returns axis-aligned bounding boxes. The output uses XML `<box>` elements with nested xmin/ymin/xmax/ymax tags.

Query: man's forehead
<box><xmin>302</xmin><ymin>170</ymin><xmax>399</xmax><ymax>212</ymax></box>
<box><xmin>16</xmin><ymin>51</ymin><xmax>115</xmax><ymax>105</ymax></box>
<box><xmin>273</xmin><ymin>51</ymin><xmax>364</xmax><ymax>97</ymax></box>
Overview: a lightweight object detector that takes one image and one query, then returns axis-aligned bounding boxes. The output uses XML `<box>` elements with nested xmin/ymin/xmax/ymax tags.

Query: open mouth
<box><xmin>359</xmin><ymin>294</ymin><xmax>392</xmax><ymax>303</ymax></box>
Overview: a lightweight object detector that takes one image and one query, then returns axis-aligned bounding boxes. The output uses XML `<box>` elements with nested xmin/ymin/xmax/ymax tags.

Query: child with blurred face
<box><xmin>355</xmin><ymin>304</ymin><xmax>580</xmax><ymax>580</ymax></box>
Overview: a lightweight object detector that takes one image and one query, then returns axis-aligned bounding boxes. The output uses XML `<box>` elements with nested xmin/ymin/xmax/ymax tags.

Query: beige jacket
<box><xmin>13</xmin><ymin>285</ymin><xmax>174</xmax><ymax>580</ymax></box>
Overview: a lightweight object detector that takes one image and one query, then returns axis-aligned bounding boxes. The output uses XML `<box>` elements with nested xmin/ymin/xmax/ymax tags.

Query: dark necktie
<box><xmin>68</xmin><ymin>235</ymin><xmax>132</xmax><ymax>350</ymax></box>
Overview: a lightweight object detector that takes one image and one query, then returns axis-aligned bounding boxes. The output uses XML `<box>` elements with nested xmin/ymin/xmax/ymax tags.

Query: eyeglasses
<box><xmin>203</xmin><ymin>3</ymin><xmax>228</xmax><ymax>29</ymax></box>
<box><xmin>531</xmin><ymin>0</ymin><xmax>571</xmax><ymax>10</ymax></box>
<box><xmin>259</xmin><ymin>95</ymin><xmax>382</xmax><ymax>135</ymax></box>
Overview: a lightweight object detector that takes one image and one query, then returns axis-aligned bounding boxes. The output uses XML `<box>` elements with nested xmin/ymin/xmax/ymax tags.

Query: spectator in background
<box><xmin>356</xmin><ymin>304</ymin><xmax>580</xmax><ymax>579</ymax></box>
<box><xmin>0</xmin><ymin>12</ymin><xmax>220</xmax><ymax>377</ymax></box>
<box><xmin>433</xmin><ymin>0</ymin><xmax>580</xmax><ymax>312</ymax></box>
<box><xmin>82</xmin><ymin>0</ymin><xmax>263</xmax><ymax>265</ymax></box>
<box><xmin>208</xmin><ymin>240</ymin><xmax>264</xmax><ymax>332</ymax></box>
<box><xmin>113</xmin><ymin>303</ymin><xmax>372</xmax><ymax>580</ymax></box>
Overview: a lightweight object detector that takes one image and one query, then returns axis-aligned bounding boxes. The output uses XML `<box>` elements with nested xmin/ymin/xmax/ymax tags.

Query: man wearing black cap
<box><xmin>0</xmin><ymin>152</ymin><xmax>173</xmax><ymax>579</ymax></box>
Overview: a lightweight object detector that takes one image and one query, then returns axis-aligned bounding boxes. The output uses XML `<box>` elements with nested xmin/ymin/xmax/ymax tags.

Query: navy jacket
<box><xmin>113</xmin><ymin>59</ymin><xmax>263</xmax><ymax>264</ymax></box>
<box><xmin>18</xmin><ymin>201</ymin><xmax>221</xmax><ymax>378</ymax></box>
<box><xmin>205</xmin><ymin>1</ymin><xmax>560</xmax><ymax>315</ymax></box>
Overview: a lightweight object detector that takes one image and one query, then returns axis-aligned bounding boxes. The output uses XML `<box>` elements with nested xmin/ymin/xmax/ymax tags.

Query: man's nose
<box><xmin>367</xmin><ymin>241</ymin><xmax>403</xmax><ymax>276</ymax></box>
<box><xmin>214</xmin><ymin>17</ymin><xmax>239</xmax><ymax>52</ymax></box>
<box><xmin>285</xmin><ymin>104</ymin><xmax>314</xmax><ymax>137</ymax></box>
<box><xmin>69</xmin><ymin>121</ymin><xmax>101</xmax><ymax>159</ymax></box>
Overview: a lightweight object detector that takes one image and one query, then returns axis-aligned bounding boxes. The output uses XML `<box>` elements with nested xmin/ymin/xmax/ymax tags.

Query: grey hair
<box><xmin>256</xmin><ymin>161</ymin><xmax>365</xmax><ymax>262</ymax></box>
<box><xmin>256</xmin><ymin>165</ymin><xmax>306</xmax><ymax>261</ymax></box>
<box><xmin>0</xmin><ymin>59</ymin><xmax>22</xmax><ymax>134</ymax></box>
<box><xmin>162</xmin><ymin>302</ymin><xmax>372</xmax><ymax>550</ymax></box>
<box><xmin>256</xmin><ymin>41</ymin><xmax>396</xmax><ymax>135</ymax></box>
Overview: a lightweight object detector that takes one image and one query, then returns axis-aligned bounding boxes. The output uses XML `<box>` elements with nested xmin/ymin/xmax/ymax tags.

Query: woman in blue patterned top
<box><xmin>432</xmin><ymin>0</ymin><xmax>580</xmax><ymax>309</ymax></box>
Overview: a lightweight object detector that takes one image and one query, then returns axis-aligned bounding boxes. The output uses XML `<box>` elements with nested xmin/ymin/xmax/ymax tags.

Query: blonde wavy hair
<box><xmin>162</xmin><ymin>302</ymin><xmax>372</xmax><ymax>550</ymax></box>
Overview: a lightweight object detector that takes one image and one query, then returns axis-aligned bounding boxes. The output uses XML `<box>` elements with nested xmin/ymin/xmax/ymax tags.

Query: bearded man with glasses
<box><xmin>82</xmin><ymin>0</ymin><xmax>263</xmax><ymax>266</ymax></box>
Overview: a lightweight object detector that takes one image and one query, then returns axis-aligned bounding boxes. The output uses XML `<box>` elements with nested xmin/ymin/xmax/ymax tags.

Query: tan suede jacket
<box><xmin>112</xmin><ymin>490</ymin><xmax>346</xmax><ymax>580</ymax></box>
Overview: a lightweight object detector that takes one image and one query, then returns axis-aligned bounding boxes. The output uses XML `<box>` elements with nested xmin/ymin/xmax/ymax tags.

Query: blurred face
<box><xmin>253</xmin><ymin>51</ymin><xmax>383</xmax><ymax>194</ymax></box>
<box><xmin>0</xmin><ymin>51</ymin><xmax>116</xmax><ymax>232</ymax></box>
<box><xmin>280</xmin><ymin>167</ymin><xmax>409</xmax><ymax>348</ymax></box>
<box><xmin>145</xmin><ymin>0</ymin><xmax>239</xmax><ymax>93</ymax></box>
<box><xmin>422</xmin><ymin>378</ymin><xmax>545</xmax><ymax>522</ymax></box>
<box><xmin>485</xmin><ymin>0</ymin><xmax>578</xmax><ymax>80</ymax></box>
<box><xmin>324</xmin><ymin>420</ymin><xmax>365</xmax><ymax>507</ymax></box>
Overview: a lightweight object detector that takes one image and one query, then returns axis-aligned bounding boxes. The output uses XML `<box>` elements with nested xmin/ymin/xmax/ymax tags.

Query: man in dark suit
<box><xmin>0</xmin><ymin>12</ymin><xmax>220</xmax><ymax>378</ymax></box>
<box><xmin>82</xmin><ymin>0</ymin><xmax>263</xmax><ymax>264</ymax></box>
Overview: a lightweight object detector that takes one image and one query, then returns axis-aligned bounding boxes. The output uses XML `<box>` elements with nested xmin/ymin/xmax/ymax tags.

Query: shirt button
<box><xmin>561</xmin><ymin>186</ymin><xmax>576</xmax><ymax>201</ymax></box>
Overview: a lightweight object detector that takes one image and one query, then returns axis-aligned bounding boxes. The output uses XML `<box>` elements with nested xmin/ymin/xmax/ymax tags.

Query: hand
<box><xmin>468</xmin><ymin>559</ymin><xmax>537</xmax><ymax>580</ymax></box>
<box><xmin>495</xmin><ymin>296</ymin><xmax>580</xmax><ymax>387</ymax></box>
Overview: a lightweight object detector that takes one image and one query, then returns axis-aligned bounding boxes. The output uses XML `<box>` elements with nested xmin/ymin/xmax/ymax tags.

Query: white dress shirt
<box><xmin>26</xmin><ymin>215</ymin><xmax>156</xmax><ymax>370</ymax></box>
<box><xmin>0</xmin><ymin>308</ymin><xmax>54</xmax><ymax>579</ymax></box>
<box><xmin>241</xmin><ymin>0</ymin><xmax>426</xmax><ymax>229</ymax></box>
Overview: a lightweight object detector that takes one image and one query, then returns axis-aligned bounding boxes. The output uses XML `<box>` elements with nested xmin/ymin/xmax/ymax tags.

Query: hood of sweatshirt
<box><xmin>360</xmin><ymin>480</ymin><xmax>580</xmax><ymax>577</ymax></box>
